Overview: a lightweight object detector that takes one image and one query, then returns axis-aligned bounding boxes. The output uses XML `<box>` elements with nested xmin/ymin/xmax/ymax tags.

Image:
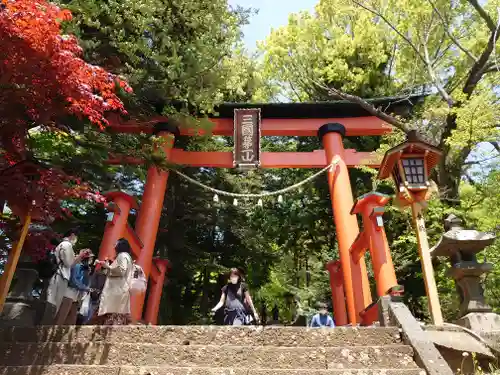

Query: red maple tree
<box><xmin>0</xmin><ymin>0</ymin><xmax>129</xmax><ymax>257</ymax></box>
<box><xmin>0</xmin><ymin>0</ymin><xmax>131</xmax><ymax>134</ymax></box>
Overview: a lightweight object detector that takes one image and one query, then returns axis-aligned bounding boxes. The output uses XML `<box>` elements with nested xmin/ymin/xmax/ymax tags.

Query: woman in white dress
<box><xmin>92</xmin><ymin>238</ymin><xmax>134</xmax><ymax>325</ymax></box>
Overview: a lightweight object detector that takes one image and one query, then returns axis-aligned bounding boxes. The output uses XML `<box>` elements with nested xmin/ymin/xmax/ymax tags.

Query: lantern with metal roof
<box><xmin>377</xmin><ymin>130</ymin><xmax>444</xmax><ymax>325</ymax></box>
<box><xmin>377</xmin><ymin>130</ymin><xmax>442</xmax><ymax>208</ymax></box>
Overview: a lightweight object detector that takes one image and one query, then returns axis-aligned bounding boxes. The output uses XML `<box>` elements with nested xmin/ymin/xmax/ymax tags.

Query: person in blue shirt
<box><xmin>54</xmin><ymin>253</ymin><xmax>94</xmax><ymax>325</ymax></box>
<box><xmin>309</xmin><ymin>302</ymin><xmax>335</xmax><ymax>328</ymax></box>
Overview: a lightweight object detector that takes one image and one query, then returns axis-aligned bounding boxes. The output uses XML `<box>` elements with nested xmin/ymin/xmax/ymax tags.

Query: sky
<box><xmin>228</xmin><ymin>0</ymin><xmax>317</xmax><ymax>51</ymax></box>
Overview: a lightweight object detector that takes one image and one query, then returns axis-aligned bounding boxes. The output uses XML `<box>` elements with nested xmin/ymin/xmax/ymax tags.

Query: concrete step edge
<box><xmin>0</xmin><ymin>365</ymin><xmax>427</xmax><ymax>375</ymax></box>
<box><xmin>0</xmin><ymin>326</ymin><xmax>402</xmax><ymax>345</ymax></box>
<box><xmin>1</xmin><ymin>325</ymin><xmax>400</xmax><ymax>330</ymax></box>
<box><xmin>0</xmin><ymin>343</ymin><xmax>418</xmax><ymax>369</ymax></box>
<box><xmin>0</xmin><ymin>342</ymin><xmax>413</xmax><ymax>349</ymax></box>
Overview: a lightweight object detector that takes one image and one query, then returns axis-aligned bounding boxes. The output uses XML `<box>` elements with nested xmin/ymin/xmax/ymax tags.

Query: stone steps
<box><xmin>0</xmin><ymin>326</ymin><xmax>401</xmax><ymax>346</ymax></box>
<box><xmin>0</xmin><ymin>365</ymin><xmax>427</xmax><ymax>375</ymax></box>
<box><xmin>0</xmin><ymin>343</ymin><xmax>417</xmax><ymax>368</ymax></box>
<box><xmin>0</xmin><ymin>326</ymin><xmax>424</xmax><ymax>375</ymax></box>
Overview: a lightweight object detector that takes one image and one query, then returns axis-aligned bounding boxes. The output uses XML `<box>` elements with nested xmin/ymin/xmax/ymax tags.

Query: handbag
<box><xmin>130</xmin><ymin>264</ymin><xmax>147</xmax><ymax>295</ymax></box>
<box><xmin>79</xmin><ymin>293</ymin><xmax>91</xmax><ymax>316</ymax></box>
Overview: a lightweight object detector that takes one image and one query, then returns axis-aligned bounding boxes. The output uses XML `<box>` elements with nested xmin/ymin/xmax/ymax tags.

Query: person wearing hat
<box><xmin>54</xmin><ymin>251</ymin><xmax>95</xmax><ymax>325</ymax></box>
<box><xmin>309</xmin><ymin>302</ymin><xmax>335</xmax><ymax>328</ymax></box>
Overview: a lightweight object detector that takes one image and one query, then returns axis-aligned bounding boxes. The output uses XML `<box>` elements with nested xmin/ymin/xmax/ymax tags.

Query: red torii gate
<box><xmin>99</xmin><ymin>99</ymin><xmax>410</xmax><ymax>325</ymax></box>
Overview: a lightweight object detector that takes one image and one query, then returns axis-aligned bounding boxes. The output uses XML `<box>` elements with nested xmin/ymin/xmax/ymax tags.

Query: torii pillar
<box><xmin>351</xmin><ymin>192</ymin><xmax>398</xmax><ymax>297</ymax></box>
<box><xmin>319</xmin><ymin>123</ymin><xmax>372</xmax><ymax>325</ymax></box>
<box><xmin>131</xmin><ymin>122</ymin><xmax>178</xmax><ymax>321</ymax></box>
<box><xmin>144</xmin><ymin>258</ymin><xmax>170</xmax><ymax>324</ymax></box>
<box><xmin>98</xmin><ymin>191</ymin><xmax>139</xmax><ymax>261</ymax></box>
<box><xmin>326</xmin><ymin>260</ymin><xmax>348</xmax><ymax>326</ymax></box>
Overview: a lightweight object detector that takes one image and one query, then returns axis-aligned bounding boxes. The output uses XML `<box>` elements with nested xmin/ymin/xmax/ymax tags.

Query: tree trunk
<box><xmin>437</xmin><ymin>160</ymin><xmax>461</xmax><ymax>203</ymax></box>
<box><xmin>200</xmin><ymin>265</ymin><xmax>210</xmax><ymax>316</ymax></box>
<box><xmin>436</xmin><ymin>113</ymin><xmax>463</xmax><ymax>203</ymax></box>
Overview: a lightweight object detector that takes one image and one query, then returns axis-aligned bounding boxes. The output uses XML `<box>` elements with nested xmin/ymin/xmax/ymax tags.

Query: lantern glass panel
<box><xmin>402</xmin><ymin>158</ymin><xmax>426</xmax><ymax>184</ymax></box>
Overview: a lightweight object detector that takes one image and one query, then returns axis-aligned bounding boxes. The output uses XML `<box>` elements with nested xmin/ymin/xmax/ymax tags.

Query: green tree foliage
<box><xmin>56</xmin><ymin>0</ymin><xmax>255</xmax><ymax>116</ymax></box>
<box><xmin>258</xmin><ymin>0</ymin><xmax>500</xmax><ymax>200</ymax></box>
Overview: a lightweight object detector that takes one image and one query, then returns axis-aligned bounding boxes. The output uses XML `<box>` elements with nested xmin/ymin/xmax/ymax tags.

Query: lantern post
<box><xmin>377</xmin><ymin>131</ymin><xmax>444</xmax><ymax>326</ymax></box>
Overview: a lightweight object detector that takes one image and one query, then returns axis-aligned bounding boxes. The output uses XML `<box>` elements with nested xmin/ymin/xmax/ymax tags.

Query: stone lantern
<box><xmin>431</xmin><ymin>214</ymin><xmax>497</xmax><ymax>333</ymax></box>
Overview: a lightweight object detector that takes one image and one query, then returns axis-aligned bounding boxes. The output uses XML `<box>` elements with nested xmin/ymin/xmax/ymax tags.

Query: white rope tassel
<box><xmin>257</xmin><ymin>199</ymin><xmax>263</xmax><ymax>207</ymax></box>
<box><xmin>213</xmin><ymin>194</ymin><xmax>219</xmax><ymax>203</ymax></box>
<box><xmin>277</xmin><ymin>195</ymin><xmax>283</xmax><ymax>204</ymax></box>
<box><xmin>233</xmin><ymin>198</ymin><xmax>238</xmax><ymax>206</ymax></box>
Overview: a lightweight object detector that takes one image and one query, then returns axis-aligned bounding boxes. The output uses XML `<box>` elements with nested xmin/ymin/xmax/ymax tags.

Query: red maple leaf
<box><xmin>0</xmin><ymin>0</ymin><xmax>131</xmax><ymax>221</ymax></box>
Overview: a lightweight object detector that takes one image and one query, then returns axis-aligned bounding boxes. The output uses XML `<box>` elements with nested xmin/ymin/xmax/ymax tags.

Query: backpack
<box><xmin>37</xmin><ymin>249</ymin><xmax>60</xmax><ymax>279</ymax></box>
<box><xmin>130</xmin><ymin>264</ymin><xmax>147</xmax><ymax>295</ymax></box>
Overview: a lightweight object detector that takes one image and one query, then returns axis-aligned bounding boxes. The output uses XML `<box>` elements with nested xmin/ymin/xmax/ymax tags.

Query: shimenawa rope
<box><xmin>170</xmin><ymin>156</ymin><xmax>341</xmax><ymax>203</ymax></box>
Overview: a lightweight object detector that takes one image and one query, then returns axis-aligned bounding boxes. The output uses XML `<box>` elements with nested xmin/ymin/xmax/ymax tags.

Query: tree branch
<box><xmin>352</xmin><ymin>0</ymin><xmax>453</xmax><ymax>106</ymax></box>
<box><xmin>468</xmin><ymin>0</ymin><xmax>496</xmax><ymax>32</ymax></box>
<box><xmin>463</xmin><ymin>1</ymin><xmax>500</xmax><ymax>96</ymax></box>
<box><xmin>351</xmin><ymin>0</ymin><xmax>427</xmax><ymax>65</ymax></box>
<box><xmin>480</xmin><ymin>62</ymin><xmax>500</xmax><ymax>74</ymax></box>
<box><xmin>422</xmin><ymin>33</ymin><xmax>454</xmax><ymax>106</ymax></box>
<box><xmin>426</xmin><ymin>0</ymin><xmax>478</xmax><ymax>62</ymax></box>
<box><xmin>463</xmin><ymin>154</ymin><xmax>500</xmax><ymax>165</ymax></box>
<box><xmin>321</xmin><ymin>84</ymin><xmax>410</xmax><ymax>133</ymax></box>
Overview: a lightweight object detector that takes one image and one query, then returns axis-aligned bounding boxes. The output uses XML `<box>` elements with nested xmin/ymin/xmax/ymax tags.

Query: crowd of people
<box><xmin>45</xmin><ymin>229</ymin><xmax>141</xmax><ymax>326</ymax></box>
<box><xmin>44</xmin><ymin>229</ymin><xmax>336</xmax><ymax>327</ymax></box>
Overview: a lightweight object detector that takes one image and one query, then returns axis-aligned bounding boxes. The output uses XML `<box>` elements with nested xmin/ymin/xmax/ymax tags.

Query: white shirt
<box><xmin>54</xmin><ymin>238</ymin><xmax>75</xmax><ymax>280</ymax></box>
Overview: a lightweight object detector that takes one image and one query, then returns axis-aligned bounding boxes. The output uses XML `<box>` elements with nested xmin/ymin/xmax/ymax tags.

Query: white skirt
<box><xmin>46</xmin><ymin>273</ymin><xmax>69</xmax><ymax>311</ymax></box>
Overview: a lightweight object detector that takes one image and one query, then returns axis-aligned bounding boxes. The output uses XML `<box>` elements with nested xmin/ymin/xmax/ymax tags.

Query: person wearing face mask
<box><xmin>46</xmin><ymin>228</ymin><xmax>91</xmax><ymax>321</ymax></box>
<box><xmin>309</xmin><ymin>302</ymin><xmax>335</xmax><ymax>328</ymax></box>
<box><xmin>91</xmin><ymin>238</ymin><xmax>134</xmax><ymax>325</ymax></box>
<box><xmin>55</xmin><ymin>252</ymin><xmax>95</xmax><ymax>325</ymax></box>
<box><xmin>211</xmin><ymin>268</ymin><xmax>260</xmax><ymax>326</ymax></box>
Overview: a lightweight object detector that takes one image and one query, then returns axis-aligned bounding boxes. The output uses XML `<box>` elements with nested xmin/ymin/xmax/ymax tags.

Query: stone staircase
<box><xmin>0</xmin><ymin>325</ymin><xmax>426</xmax><ymax>375</ymax></box>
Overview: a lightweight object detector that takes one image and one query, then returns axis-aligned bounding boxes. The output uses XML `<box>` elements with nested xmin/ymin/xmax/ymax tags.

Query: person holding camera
<box><xmin>91</xmin><ymin>238</ymin><xmax>134</xmax><ymax>325</ymax></box>
<box><xmin>78</xmin><ymin>257</ymin><xmax>108</xmax><ymax>324</ymax></box>
<box><xmin>54</xmin><ymin>251</ymin><xmax>95</xmax><ymax>325</ymax></box>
